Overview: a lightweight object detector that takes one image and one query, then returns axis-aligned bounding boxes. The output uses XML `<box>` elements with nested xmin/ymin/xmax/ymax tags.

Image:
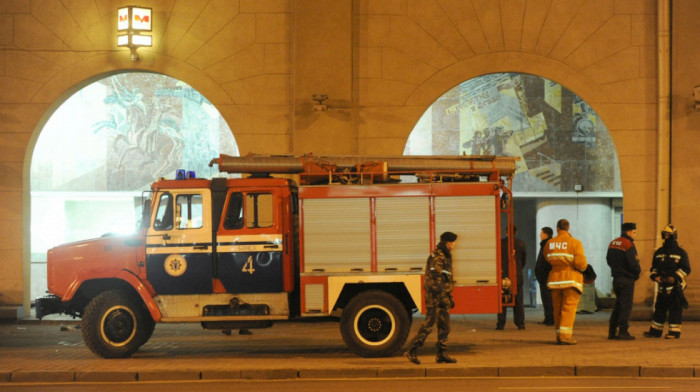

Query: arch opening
<box><xmin>29</xmin><ymin>72</ymin><xmax>239</xmax><ymax>303</ymax></box>
<box><xmin>404</xmin><ymin>72</ymin><xmax>622</xmax><ymax>306</ymax></box>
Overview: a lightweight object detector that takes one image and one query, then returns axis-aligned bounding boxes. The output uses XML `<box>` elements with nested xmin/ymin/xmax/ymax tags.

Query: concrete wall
<box><xmin>670</xmin><ymin>0</ymin><xmax>700</xmax><ymax>303</ymax></box>
<box><xmin>0</xmin><ymin>0</ymin><xmax>695</xmax><ymax>315</ymax></box>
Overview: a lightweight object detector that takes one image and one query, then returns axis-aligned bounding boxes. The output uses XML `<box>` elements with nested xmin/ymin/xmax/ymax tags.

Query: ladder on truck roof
<box><xmin>209</xmin><ymin>153</ymin><xmax>518</xmax><ymax>186</ymax></box>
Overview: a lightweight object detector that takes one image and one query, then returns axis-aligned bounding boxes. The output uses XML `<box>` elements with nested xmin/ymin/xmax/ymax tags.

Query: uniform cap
<box><xmin>440</xmin><ymin>231</ymin><xmax>458</xmax><ymax>242</ymax></box>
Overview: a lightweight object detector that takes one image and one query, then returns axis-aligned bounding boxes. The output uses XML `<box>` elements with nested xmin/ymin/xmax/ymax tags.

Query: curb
<box><xmin>576</xmin><ymin>365</ymin><xmax>640</xmax><ymax>377</ymax></box>
<box><xmin>3</xmin><ymin>366</ymin><xmax>699</xmax><ymax>383</ymax></box>
<box><xmin>499</xmin><ymin>366</ymin><xmax>574</xmax><ymax>377</ymax></box>
<box><xmin>640</xmin><ymin>366</ymin><xmax>696</xmax><ymax>378</ymax></box>
<box><xmin>76</xmin><ymin>371</ymin><xmax>138</xmax><ymax>382</ymax></box>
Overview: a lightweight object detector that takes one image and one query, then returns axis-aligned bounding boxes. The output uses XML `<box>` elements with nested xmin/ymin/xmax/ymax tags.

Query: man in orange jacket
<box><xmin>544</xmin><ymin>219</ymin><xmax>588</xmax><ymax>345</ymax></box>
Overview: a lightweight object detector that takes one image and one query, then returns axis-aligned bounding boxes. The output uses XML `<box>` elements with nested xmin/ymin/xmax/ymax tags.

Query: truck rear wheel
<box><xmin>81</xmin><ymin>290</ymin><xmax>153</xmax><ymax>358</ymax></box>
<box><xmin>340</xmin><ymin>290</ymin><xmax>410</xmax><ymax>357</ymax></box>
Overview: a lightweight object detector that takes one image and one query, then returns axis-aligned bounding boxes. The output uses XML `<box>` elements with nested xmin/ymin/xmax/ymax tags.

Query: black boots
<box><xmin>405</xmin><ymin>346</ymin><xmax>457</xmax><ymax>364</ymax></box>
<box><xmin>615</xmin><ymin>329</ymin><xmax>635</xmax><ymax>340</ymax></box>
<box><xmin>404</xmin><ymin>346</ymin><xmax>420</xmax><ymax>365</ymax></box>
<box><xmin>436</xmin><ymin>348</ymin><xmax>457</xmax><ymax>363</ymax></box>
<box><xmin>642</xmin><ymin>326</ymin><xmax>681</xmax><ymax>339</ymax></box>
<box><xmin>609</xmin><ymin>325</ymin><xmax>635</xmax><ymax>340</ymax></box>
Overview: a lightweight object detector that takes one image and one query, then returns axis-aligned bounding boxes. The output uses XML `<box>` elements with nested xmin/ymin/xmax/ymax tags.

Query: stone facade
<box><xmin>0</xmin><ymin>0</ymin><xmax>697</xmax><ymax>314</ymax></box>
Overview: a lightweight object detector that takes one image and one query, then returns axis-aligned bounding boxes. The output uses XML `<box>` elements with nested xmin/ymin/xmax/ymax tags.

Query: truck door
<box><xmin>146</xmin><ymin>188</ymin><xmax>213</xmax><ymax>294</ymax></box>
<box><xmin>216</xmin><ymin>188</ymin><xmax>284</xmax><ymax>293</ymax></box>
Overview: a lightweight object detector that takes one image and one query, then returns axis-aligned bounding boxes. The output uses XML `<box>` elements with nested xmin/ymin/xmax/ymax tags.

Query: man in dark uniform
<box><xmin>644</xmin><ymin>225</ymin><xmax>691</xmax><ymax>339</ymax></box>
<box><xmin>535</xmin><ymin>226</ymin><xmax>554</xmax><ymax>326</ymax></box>
<box><xmin>404</xmin><ymin>231</ymin><xmax>458</xmax><ymax>365</ymax></box>
<box><xmin>606</xmin><ymin>222</ymin><xmax>641</xmax><ymax>340</ymax></box>
<box><xmin>496</xmin><ymin>226</ymin><xmax>526</xmax><ymax>330</ymax></box>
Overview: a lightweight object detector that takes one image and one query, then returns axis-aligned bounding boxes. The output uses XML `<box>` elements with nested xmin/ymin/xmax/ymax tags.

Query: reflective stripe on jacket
<box><xmin>650</xmin><ymin>239</ymin><xmax>691</xmax><ymax>292</ymax></box>
<box><xmin>544</xmin><ymin>231</ymin><xmax>588</xmax><ymax>293</ymax></box>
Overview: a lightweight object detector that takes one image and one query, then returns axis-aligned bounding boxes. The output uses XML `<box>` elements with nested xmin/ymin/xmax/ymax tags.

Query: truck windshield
<box><xmin>153</xmin><ymin>193</ymin><xmax>204</xmax><ymax>230</ymax></box>
<box><xmin>176</xmin><ymin>194</ymin><xmax>203</xmax><ymax>229</ymax></box>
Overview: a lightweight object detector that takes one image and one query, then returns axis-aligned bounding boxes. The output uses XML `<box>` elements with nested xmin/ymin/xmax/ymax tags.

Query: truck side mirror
<box><xmin>139</xmin><ymin>199</ymin><xmax>152</xmax><ymax>230</ymax></box>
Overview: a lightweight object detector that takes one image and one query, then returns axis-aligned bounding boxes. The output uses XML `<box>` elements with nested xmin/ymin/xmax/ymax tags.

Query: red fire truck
<box><xmin>36</xmin><ymin>154</ymin><xmax>518</xmax><ymax>358</ymax></box>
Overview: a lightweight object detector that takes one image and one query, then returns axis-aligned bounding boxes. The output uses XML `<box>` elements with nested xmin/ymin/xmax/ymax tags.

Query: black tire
<box><xmin>81</xmin><ymin>290</ymin><xmax>152</xmax><ymax>358</ymax></box>
<box><xmin>340</xmin><ymin>290</ymin><xmax>411</xmax><ymax>358</ymax></box>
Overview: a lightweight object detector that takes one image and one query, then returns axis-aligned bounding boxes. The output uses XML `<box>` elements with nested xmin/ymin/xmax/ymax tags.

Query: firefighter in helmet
<box><xmin>404</xmin><ymin>231</ymin><xmax>458</xmax><ymax>365</ymax></box>
<box><xmin>643</xmin><ymin>225</ymin><xmax>691</xmax><ymax>339</ymax></box>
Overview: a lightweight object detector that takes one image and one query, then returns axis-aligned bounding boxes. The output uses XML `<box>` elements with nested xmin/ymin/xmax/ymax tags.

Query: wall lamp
<box><xmin>117</xmin><ymin>6</ymin><xmax>152</xmax><ymax>61</ymax></box>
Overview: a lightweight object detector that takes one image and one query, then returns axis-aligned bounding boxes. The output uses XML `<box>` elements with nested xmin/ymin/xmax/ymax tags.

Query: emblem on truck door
<box><xmin>164</xmin><ymin>254</ymin><xmax>187</xmax><ymax>277</ymax></box>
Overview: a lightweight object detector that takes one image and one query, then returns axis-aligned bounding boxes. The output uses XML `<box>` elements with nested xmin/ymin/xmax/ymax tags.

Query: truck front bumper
<box><xmin>35</xmin><ymin>295</ymin><xmax>70</xmax><ymax>319</ymax></box>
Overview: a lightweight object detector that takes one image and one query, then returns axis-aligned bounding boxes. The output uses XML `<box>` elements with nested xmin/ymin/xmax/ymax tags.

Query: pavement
<box><xmin>1</xmin><ymin>307</ymin><xmax>699</xmax><ymax>384</ymax></box>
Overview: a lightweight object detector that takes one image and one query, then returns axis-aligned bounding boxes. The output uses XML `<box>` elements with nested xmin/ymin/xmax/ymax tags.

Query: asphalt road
<box><xmin>2</xmin><ymin>377</ymin><xmax>700</xmax><ymax>392</ymax></box>
<box><xmin>2</xmin><ymin>308</ymin><xmax>699</xmax><ymax>386</ymax></box>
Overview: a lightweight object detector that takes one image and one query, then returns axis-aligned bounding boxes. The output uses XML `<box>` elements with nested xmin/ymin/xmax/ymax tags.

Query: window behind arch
<box><xmin>30</xmin><ymin>72</ymin><xmax>239</xmax><ymax>301</ymax></box>
<box><xmin>404</xmin><ymin>73</ymin><xmax>621</xmax><ymax>194</ymax></box>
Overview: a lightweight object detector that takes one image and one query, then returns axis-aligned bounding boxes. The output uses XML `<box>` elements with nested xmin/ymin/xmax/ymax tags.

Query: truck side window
<box><xmin>223</xmin><ymin>192</ymin><xmax>244</xmax><ymax>230</ymax></box>
<box><xmin>175</xmin><ymin>194</ymin><xmax>203</xmax><ymax>229</ymax></box>
<box><xmin>246</xmin><ymin>193</ymin><xmax>273</xmax><ymax>228</ymax></box>
<box><xmin>153</xmin><ymin>193</ymin><xmax>173</xmax><ymax>231</ymax></box>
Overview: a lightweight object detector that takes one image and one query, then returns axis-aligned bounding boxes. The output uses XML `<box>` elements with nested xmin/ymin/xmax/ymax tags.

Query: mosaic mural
<box><xmin>32</xmin><ymin>73</ymin><xmax>238</xmax><ymax>192</ymax></box>
<box><xmin>404</xmin><ymin>73</ymin><xmax>621</xmax><ymax>193</ymax></box>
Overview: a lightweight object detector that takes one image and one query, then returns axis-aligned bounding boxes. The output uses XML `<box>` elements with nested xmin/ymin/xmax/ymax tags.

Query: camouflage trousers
<box><xmin>408</xmin><ymin>290</ymin><xmax>452</xmax><ymax>350</ymax></box>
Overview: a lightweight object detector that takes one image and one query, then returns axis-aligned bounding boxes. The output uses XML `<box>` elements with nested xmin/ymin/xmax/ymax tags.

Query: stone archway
<box><xmin>404</xmin><ymin>72</ymin><xmax>623</xmax><ymax>307</ymax></box>
<box><xmin>19</xmin><ymin>51</ymin><xmax>241</xmax><ymax>314</ymax></box>
<box><xmin>26</xmin><ymin>71</ymin><xmax>238</xmax><ymax>306</ymax></box>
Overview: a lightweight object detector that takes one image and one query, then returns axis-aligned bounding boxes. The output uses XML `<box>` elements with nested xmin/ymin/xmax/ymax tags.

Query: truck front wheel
<box><xmin>81</xmin><ymin>290</ymin><xmax>153</xmax><ymax>358</ymax></box>
<box><xmin>340</xmin><ymin>290</ymin><xmax>410</xmax><ymax>358</ymax></box>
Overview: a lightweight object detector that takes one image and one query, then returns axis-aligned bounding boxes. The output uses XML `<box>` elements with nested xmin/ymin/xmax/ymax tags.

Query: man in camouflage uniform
<box><xmin>404</xmin><ymin>231</ymin><xmax>458</xmax><ymax>365</ymax></box>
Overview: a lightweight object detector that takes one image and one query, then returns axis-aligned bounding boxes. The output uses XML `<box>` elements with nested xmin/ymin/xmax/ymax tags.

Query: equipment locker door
<box><xmin>216</xmin><ymin>188</ymin><xmax>284</xmax><ymax>293</ymax></box>
<box><xmin>146</xmin><ymin>189</ymin><xmax>213</xmax><ymax>294</ymax></box>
